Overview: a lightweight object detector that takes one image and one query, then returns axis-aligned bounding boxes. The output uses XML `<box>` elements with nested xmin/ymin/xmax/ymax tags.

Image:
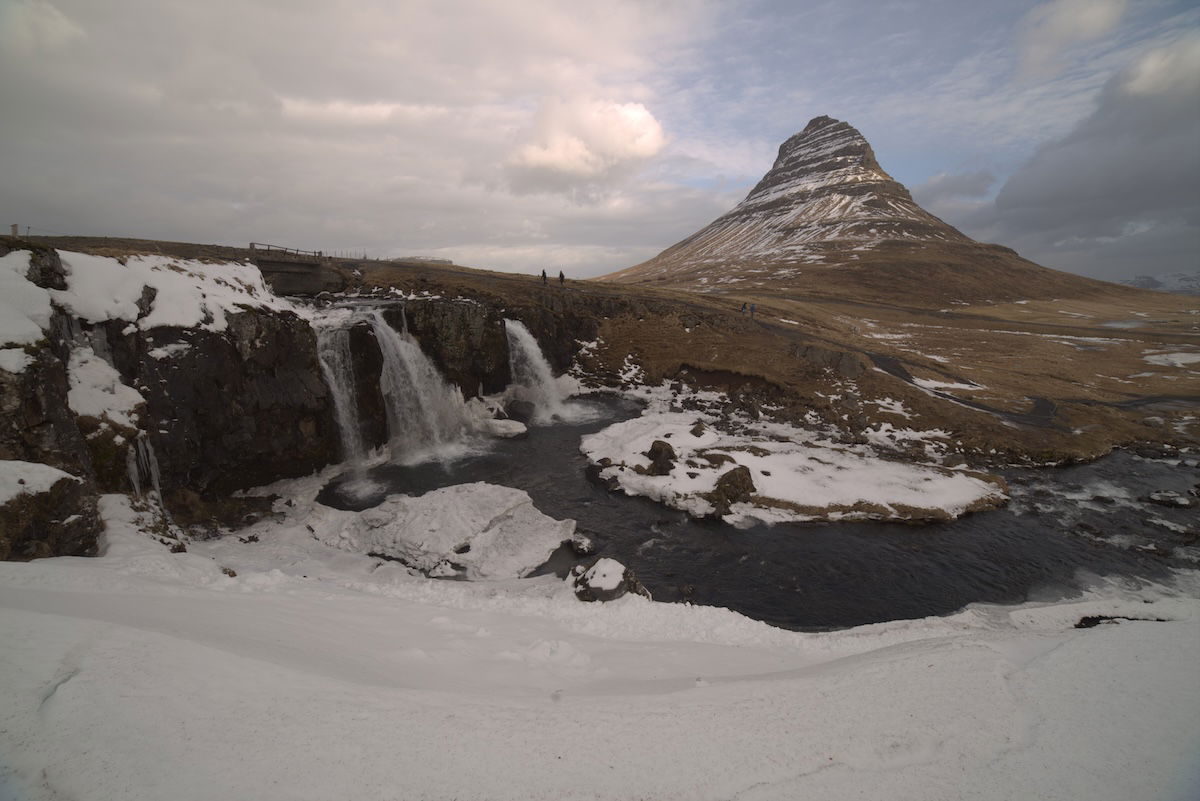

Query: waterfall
<box><xmin>369</xmin><ymin>311</ymin><xmax>471</xmax><ymax>459</ymax></box>
<box><xmin>503</xmin><ymin>319</ymin><xmax>568</xmax><ymax>424</ymax></box>
<box><xmin>317</xmin><ymin>327</ymin><xmax>367</xmax><ymax>465</ymax></box>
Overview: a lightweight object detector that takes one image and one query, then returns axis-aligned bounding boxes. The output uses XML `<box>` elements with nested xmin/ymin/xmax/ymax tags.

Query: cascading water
<box><xmin>316</xmin><ymin>326</ymin><xmax>368</xmax><ymax>465</ymax></box>
<box><xmin>503</xmin><ymin>319</ymin><xmax>568</xmax><ymax>424</ymax></box>
<box><xmin>369</xmin><ymin>311</ymin><xmax>472</xmax><ymax>460</ymax></box>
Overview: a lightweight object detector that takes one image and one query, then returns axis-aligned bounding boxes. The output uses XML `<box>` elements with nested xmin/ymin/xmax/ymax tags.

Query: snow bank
<box><xmin>582</xmin><ymin>388</ymin><xmax>1005</xmax><ymax>524</ymax></box>
<box><xmin>0</xmin><ymin>250</ymin><xmax>52</xmax><ymax>347</ymax></box>
<box><xmin>0</xmin><ymin>347</ymin><xmax>32</xmax><ymax>374</ymax></box>
<box><xmin>51</xmin><ymin>251</ymin><xmax>296</xmax><ymax>332</ymax></box>
<box><xmin>0</xmin><ymin>460</ymin><xmax>79</xmax><ymax>504</ymax></box>
<box><xmin>0</xmin><ymin>487</ymin><xmax>1196</xmax><ymax>801</ymax></box>
<box><xmin>317</xmin><ymin>482</ymin><xmax>574</xmax><ymax>579</ymax></box>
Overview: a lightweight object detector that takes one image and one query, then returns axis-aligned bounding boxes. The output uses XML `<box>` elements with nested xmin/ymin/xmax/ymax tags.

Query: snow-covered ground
<box><xmin>581</xmin><ymin>382</ymin><xmax>1005</xmax><ymax>524</ymax></box>
<box><xmin>1</xmin><ymin>480</ymin><xmax>1197</xmax><ymax>801</ymax></box>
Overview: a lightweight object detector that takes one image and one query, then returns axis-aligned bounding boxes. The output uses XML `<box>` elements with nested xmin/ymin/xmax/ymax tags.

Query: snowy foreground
<box><xmin>2</xmin><ymin>479</ymin><xmax>1199</xmax><ymax>801</ymax></box>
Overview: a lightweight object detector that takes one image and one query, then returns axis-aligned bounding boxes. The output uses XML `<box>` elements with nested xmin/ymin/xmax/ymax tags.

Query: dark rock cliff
<box><xmin>1</xmin><ymin>243</ymin><xmax>346</xmax><ymax>557</ymax></box>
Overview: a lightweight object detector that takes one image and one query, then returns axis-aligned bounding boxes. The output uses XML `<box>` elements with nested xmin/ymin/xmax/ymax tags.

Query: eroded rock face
<box><xmin>136</xmin><ymin>310</ymin><xmax>339</xmax><ymax>496</ymax></box>
<box><xmin>0</xmin><ymin>242</ymin><xmax>349</xmax><ymax>559</ymax></box>
<box><xmin>0</xmin><ymin>470</ymin><xmax>98</xmax><ymax>560</ymax></box>
<box><xmin>390</xmin><ymin>302</ymin><xmax>512</xmax><ymax>396</ymax></box>
<box><xmin>0</xmin><ymin>343</ymin><xmax>94</xmax><ymax>476</ymax></box>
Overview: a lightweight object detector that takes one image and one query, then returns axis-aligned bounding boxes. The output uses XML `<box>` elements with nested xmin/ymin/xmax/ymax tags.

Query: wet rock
<box><xmin>690</xmin><ymin>422</ymin><xmax>706</xmax><ymax>437</ymax></box>
<box><xmin>1142</xmin><ymin>490</ymin><xmax>1196</xmax><ymax>509</ymax></box>
<box><xmin>704</xmin><ymin>465</ymin><xmax>756</xmax><ymax>517</ymax></box>
<box><xmin>571</xmin><ymin>557</ymin><xmax>651</xmax><ymax>602</ymax></box>
<box><xmin>505</xmin><ymin>399</ymin><xmax>537</xmax><ymax>424</ymax></box>
<box><xmin>644</xmin><ymin>439</ymin><xmax>677</xmax><ymax>476</ymax></box>
<box><xmin>568</xmin><ymin>531</ymin><xmax>597</xmax><ymax>556</ymax></box>
<box><xmin>141</xmin><ymin>309</ymin><xmax>340</xmax><ymax>498</ymax></box>
<box><xmin>1134</xmin><ymin>443</ymin><xmax>1179</xmax><ymax>460</ymax></box>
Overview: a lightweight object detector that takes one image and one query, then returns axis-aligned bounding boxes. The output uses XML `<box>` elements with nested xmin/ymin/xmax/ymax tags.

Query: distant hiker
<box><xmin>558</xmin><ymin>270</ymin><xmax>565</xmax><ymax>285</ymax></box>
<box><xmin>750</xmin><ymin>303</ymin><xmax>756</xmax><ymax>318</ymax></box>
<box><xmin>740</xmin><ymin>302</ymin><xmax>746</xmax><ymax>315</ymax></box>
<box><xmin>541</xmin><ymin>269</ymin><xmax>547</xmax><ymax>285</ymax></box>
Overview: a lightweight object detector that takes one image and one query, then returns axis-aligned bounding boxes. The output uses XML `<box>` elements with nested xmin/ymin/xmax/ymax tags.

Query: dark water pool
<box><xmin>317</xmin><ymin>395</ymin><xmax>1199</xmax><ymax>631</ymax></box>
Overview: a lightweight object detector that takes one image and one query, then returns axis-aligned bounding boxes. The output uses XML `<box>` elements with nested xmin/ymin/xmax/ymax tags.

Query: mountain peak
<box><xmin>600</xmin><ymin>117</ymin><xmax>1101</xmax><ymax>304</ymax></box>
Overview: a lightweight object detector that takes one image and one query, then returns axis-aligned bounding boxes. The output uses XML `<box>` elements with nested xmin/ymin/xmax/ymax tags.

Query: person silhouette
<box><xmin>541</xmin><ymin>269</ymin><xmax>547</xmax><ymax>285</ymax></box>
<box><xmin>558</xmin><ymin>270</ymin><xmax>565</xmax><ymax>285</ymax></box>
<box><xmin>750</xmin><ymin>303</ymin><xmax>756</xmax><ymax>318</ymax></box>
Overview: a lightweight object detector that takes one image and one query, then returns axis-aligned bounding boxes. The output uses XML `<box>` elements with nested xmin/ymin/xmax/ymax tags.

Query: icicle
<box><xmin>125</xmin><ymin>433</ymin><xmax>163</xmax><ymax>501</ymax></box>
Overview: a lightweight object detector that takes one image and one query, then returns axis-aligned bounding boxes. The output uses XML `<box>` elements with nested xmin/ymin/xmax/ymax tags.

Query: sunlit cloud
<box><xmin>1018</xmin><ymin>0</ymin><xmax>1127</xmax><ymax>77</ymax></box>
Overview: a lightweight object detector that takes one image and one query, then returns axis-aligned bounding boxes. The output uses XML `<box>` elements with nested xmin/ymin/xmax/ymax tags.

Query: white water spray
<box><xmin>316</xmin><ymin>326</ymin><xmax>368</xmax><ymax>465</ymax></box>
<box><xmin>369</xmin><ymin>311</ymin><xmax>472</xmax><ymax>460</ymax></box>
<box><xmin>503</xmin><ymin>319</ymin><xmax>569</xmax><ymax>424</ymax></box>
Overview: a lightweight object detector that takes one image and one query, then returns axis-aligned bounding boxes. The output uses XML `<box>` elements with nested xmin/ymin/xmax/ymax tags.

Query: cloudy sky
<box><xmin>1</xmin><ymin>0</ymin><xmax>1196</xmax><ymax>280</ymax></box>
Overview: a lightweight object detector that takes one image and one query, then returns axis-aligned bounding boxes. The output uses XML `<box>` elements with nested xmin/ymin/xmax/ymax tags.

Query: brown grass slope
<box><xmin>23</xmin><ymin>231</ymin><xmax>1199</xmax><ymax>464</ymax></box>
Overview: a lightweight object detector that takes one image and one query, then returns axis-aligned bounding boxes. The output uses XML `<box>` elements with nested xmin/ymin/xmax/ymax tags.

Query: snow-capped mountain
<box><xmin>602</xmin><ymin>116</ymin><xmax>1110</xmax><ymax>304</ymax></box>
<box><xmin>1120</xmin><ymin>271</ymin><xmax>1200</xmax><ymax>296</ymax></box>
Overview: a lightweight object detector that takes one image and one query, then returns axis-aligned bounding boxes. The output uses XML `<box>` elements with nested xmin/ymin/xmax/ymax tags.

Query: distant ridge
<box><xmin>1120</xmin><ymin>271</ymin><xmax>1200</xmax><ymax>296</ymax></box>
<box><xmin>602</xmin><ymin>116</ymin><xmax>1118</xmax><ymax>305</ymax></box>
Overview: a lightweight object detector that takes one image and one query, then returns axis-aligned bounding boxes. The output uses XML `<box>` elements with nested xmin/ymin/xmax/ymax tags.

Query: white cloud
<box><xmin>0</xmin><ymin>0</ymin><xmax>84</xmax><ymax>54</ymax></box>
<box><xmin>1018</xmin><ymin>0</ymin><xmax>1128</xmax><ymax>77</ymax></box>
<box><xmin>1119</xmin><ymin>31</ymin><xmax>1200</xmax><ymax>95</ymax></box>
<box><xmin>279</xmin><ymin>98</ymin><xmax>448</xmax><ymax>125</ymax></box>
<box><xmin>506</xmin><ymin>98</ymin><xmax>666</xmax><ymax>196</ymax></box>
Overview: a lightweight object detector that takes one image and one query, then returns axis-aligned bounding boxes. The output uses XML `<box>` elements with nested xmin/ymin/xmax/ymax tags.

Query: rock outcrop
<box><xmin>0</xmin><ymin>465</ymin><xmax>98</xmax><ymax>560</ymax></box>
<box><xmin>0</xmin><ymin>241</ymin><xmax>344</xmax><ymax>556</ymax></box>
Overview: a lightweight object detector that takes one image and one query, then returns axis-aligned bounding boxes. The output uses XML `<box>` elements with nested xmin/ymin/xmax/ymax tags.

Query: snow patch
<box><xmin>0</xmin><ymin>347</ymin><xmax>32</xmax><ymax>373</ymax></box>
<box><xmin>66</xmin><ymin>346</ymin><xmax>144</xmax><ymax>428</ymax></box>
<box><xmin>51</xmin><ymin>251</ymin><xmax>296</xmax><ymax>332</ymax></box>
<box><xmin>0</xmin><ymin>250</ymin><xmax>52</xmax><ymax>346</ymax></box>
<box><xmin>0</xmin><ymin>460</ymin><xmax>79</xmax><ymax>504</ymax></box>
<box><xmin>1144</xmin><ymin>351</ymin><xmax>1200</xmax><ymax>368</ymax></box>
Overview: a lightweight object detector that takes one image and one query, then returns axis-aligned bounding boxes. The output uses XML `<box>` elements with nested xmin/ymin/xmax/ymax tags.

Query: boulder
<box><xmin>705</xmin><ymin>465</ymin><xmax>756</xmax><ymax>517</ymax></box>
<box><xmin>644</xmin><ymin>439</ymin><xmax>677</xmax><ymax>476</ymax></box>
<box><xmin>571</xmin><ymin>557</ymin><xmax>651</xmax><ymax>602</ymax></box>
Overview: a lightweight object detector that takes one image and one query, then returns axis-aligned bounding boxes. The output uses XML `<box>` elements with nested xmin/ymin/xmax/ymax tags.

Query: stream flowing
<box><xmin>318</xmin><ymin>394</ymin><xmax>1199</xmax><ymax>631</ymax></box>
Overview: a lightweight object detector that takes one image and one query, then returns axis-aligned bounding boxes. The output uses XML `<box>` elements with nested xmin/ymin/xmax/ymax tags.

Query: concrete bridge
<box><xmin>249</xmin><ymin>242</ymin><xmax>346</xmax><ymax>295</ymax></box>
